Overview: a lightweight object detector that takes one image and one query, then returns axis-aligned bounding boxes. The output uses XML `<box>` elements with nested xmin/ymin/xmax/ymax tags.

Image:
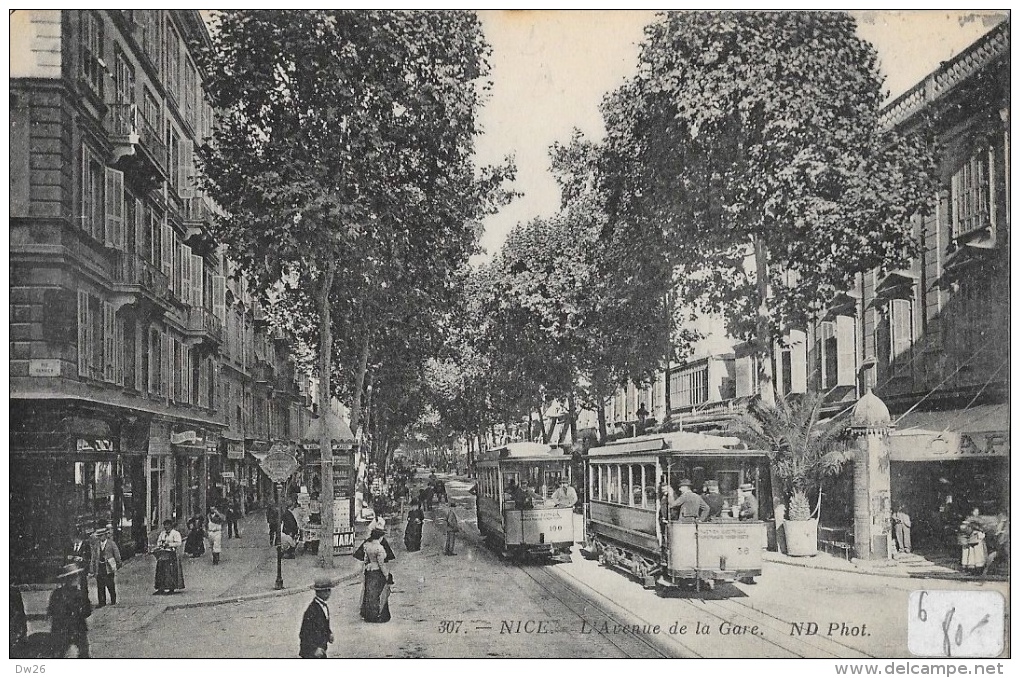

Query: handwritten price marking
<box><xmin>908</xmin><ymin>591</ymin><xmax>1004</xmax><ymax>657</ymax></box>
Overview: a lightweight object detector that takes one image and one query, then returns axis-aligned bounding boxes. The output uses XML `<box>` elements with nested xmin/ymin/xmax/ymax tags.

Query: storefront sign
<box><xmin>260</xmin><ymin>451</ymin><xmax>299</xmax><ymax>483</ymax></box>
<box><xmin>76</xmin><ymin>438</ymin><xmax>114</xmax><ymax>452</ymax></box>
<box><xmin>28</xmin><ymin>359</ymin><xmax>61</xmax><ymax>377</ymax></box>
<box><xmin>333</xmin><ymin>529</ymin><xmax>356</xmax><ymax>556</ymax></box>
<box><xmin>170</xmin><ymin>430</ymin><xmax>203</xmax><ymax>446</ymax></box>
<box><xmin>221</xmin><ymin>472</ymin><xmax>235</xmax><ymax>479</ymax></box>
<box><xmin>890</xmin><ymin>431</ymin><xmax>1009</xmax><ymax>461</ymax></box>
<box><xmin>226</xmin><ymin>441</ymin><xmax>245</xmax><ymax>460</ymax></box>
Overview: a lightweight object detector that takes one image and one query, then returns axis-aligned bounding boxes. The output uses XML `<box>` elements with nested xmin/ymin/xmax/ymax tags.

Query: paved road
<box><xmin>80</xmin><ymin>471</ymin><xmax>1009</xmax><ymax>658</ymax></box>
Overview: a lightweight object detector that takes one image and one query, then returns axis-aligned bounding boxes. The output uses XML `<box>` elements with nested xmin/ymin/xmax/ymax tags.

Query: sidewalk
<box><xmin>763</xmin><ymin>548</ymin><xmax>1009</xmax><ymax>582</ymax></box>
<box><xmin>23</xmin><ymin>510</ymin><xmax>367</xmax><ymax>634</ymax></box>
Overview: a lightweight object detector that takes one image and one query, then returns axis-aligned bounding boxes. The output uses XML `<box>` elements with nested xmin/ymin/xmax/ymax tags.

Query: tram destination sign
<box><xmin>259</xmin><ymin>451</ymin><xmax>299</xmax><ymax>483</ymax></box>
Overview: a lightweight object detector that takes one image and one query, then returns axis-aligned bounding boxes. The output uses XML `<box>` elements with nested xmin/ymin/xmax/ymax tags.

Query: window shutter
<box><xmin>161</xmin><ymin>331</ymin><xmax>171</xmax><ymax>398</ymax></box>
<box><xmin>103</xmin><ymin>302</ymin><xmax>116</xmax><ymax>382</ymax></box>
<box><xmin>161</xmin><ymin>218</ymin><xmax>173</xmax><ymax>280</ymax></box>
<box><xmin>77</xmin><ymin>290</ymin><xmax>90</xmax><ymax>377</ymax></box>
<box><xmin>836</xmin><ymin>315</ymin><xmax>857</xmax><ymax>387</ymax></box>
<box><xmin>104</xmin><ymin>167</ymin><xmax>125</xmax><ymax>249</ymax></box>
<box><xmin>789</xmin><ymin>330</ymin><xmax>807</xmax><ymax>394</ymax></box>
<box><xmin>134</xmin><ymin>325</ymin><xmax>144</xmax><ymax>393</ymax></box>
<box><xmin>114</xmin><ymin>317</ymin><xmax>124</xmax><ymax>386</ymax></box>
<box><xmin>134</xmin><ymin>198</ymin><xmax>145</xmax><ymax>257</ymax></box>
<box><xmin>180</xmin><ymin>243</ymin><xmax>192</xmax><ymax>306</ymax></box>
<box><xmin>179</xmin><ymin>139</ymin><xmax>195</xmax><ymax>198</ymax></box>
<box><xmin>182</xmin><ymin>344</ymin><xmax>191</xmax><ymax>404</ymax></box>
<box><xmin>734</xmin><ymin>355</ymin><xmax>752</xmax><ymax>398</ymax></box>
<box><xmin>892</xmin><ymin>299</ymin><xmax>913</xmax><ymax>360</ymax></box>
<box><xmin>171</xmin><ymin>235</ymin><xmax>182</xmax><ymax>298</ymax></box>
<box><xmin>191</xmin><ymin>254</ymin><xmax>203</xmax><ymax>307</ymax></box>
<box><xmin>212</xmin><ymin>275</ymin><xmax>226</xmax><ymax>321</ymax></box>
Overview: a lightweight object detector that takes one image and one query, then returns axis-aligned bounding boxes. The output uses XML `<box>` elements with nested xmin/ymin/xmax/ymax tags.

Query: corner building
<box><xmin>10</xmin><ymin>10</ymin><xmax>313</xmax><ymax>582</ymax></box>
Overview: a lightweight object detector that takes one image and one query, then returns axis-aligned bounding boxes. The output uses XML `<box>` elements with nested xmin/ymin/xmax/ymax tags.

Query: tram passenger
<box><xmin>738</xmin><ymin>483</ymin><xmax>759</xmax><ymax>521</ymax></box>
<box><xmin>552</xmin><ymin>479</ymin><xmax>578</xmax><ymax>508</ymax></box>
<box><xmin>668</xmin><ymin>479</ymin><xmax>710</xmax><ymax>522</ymax></box>
<box><xmin>702</xmin><ymin>480</ymin><xmax>725</xmax><ymax>519</ymax></box>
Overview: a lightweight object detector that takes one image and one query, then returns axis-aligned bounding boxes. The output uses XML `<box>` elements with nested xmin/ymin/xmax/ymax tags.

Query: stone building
<box><xmin>9</xmin><ymin>10</ymin><xmax>315</xmax><ymax>581</ymax></box>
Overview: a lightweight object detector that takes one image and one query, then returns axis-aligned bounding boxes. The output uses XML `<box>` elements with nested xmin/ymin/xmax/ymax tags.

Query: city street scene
<box><xmin>8</xmin><ymin>9</ymin><xmax>1010</xmax><ymax>666</ymax></box>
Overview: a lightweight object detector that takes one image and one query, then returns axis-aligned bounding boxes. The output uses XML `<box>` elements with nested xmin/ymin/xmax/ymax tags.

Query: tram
<box><xmin>583</xmin><ymin>431</ymin><xmax>772</xmax><ymax>591</ymax></box>
<box><xmin>475</xmin><ymin>442</ymin><xmax>576</xmax><ymax>560</ymax></box>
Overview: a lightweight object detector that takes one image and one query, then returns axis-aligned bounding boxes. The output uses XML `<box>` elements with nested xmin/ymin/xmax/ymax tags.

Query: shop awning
<box><xmin>889</xmin><ymin>403</ymin><xmax>1009</xmax><ymax>461</ymax></box>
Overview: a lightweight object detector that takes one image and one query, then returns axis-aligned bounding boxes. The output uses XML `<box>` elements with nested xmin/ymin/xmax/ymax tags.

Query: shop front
<box><xmin>888</xmin><ymin>403</ymin><xmax>1009</xmax><ymax>554</ymax></box>
<box><xmin>170</xmin><ymin>427</ymin><xmax>211</xmax><ymax>522</ymax></box>
<box><xmin>10</xmin><ymin>403</ymin><xmax>148</xmax><ymax>582</ymax></box>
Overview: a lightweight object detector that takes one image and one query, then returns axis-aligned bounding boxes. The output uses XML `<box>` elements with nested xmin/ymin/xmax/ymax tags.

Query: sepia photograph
<box><xmin>7</xmin><ymin>8</ymin><xmax>1011</xmax><ymax>667</ymax></box>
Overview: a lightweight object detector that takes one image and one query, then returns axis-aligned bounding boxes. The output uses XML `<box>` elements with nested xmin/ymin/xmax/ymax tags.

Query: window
<box><xmin>889</xmin><ymin>298</ymin><xmax>913</xmax><ymax>375</ymax></box>
<box><xmin>139</xmin><ymin>10</ymin><xmax>162</xmax><ymax>73</ymax></box>
<box><xmin>951</xmin><ymin>151</ymin><xmax>990</xmax><ymax>239</ymax></box>
<box><xmin>165</xmin><ymin>20</ymin><xmax>182</xmax><ymax>101</ymax></box>
<box><xmin>670</xmin><ymin>365</ymin><xmax>709</xmax><ymax>408</ymax></box>
<box><xmin>80</xmin><ymin>145</ymin><xmax>104</xmax><ymax>241</ymax></box>
<box><xmin>112</xmin><ymin>47</ymin><xmax>135</xmax><ymax>104</ymax></box>
<box><xmin>183</xmin><ymin>58</ymin><xmax>199</xmax><ymax>129</ymax></box>
<box><xmin>149</xmin><ymin>329</ymin><xmax>162</xmax><ymax>396</ymax></box>
<box><xmin>77</xmin><ymin>292</ymin><xmax>118</xmax><ymax>383</ymax></box>
<box><xmin>142</xmin><ymin>88</ymin><xmax>160</xmax><ymax>131</ymax></box>
<box><xmin>820</xmin><ymin>316</ymin><xmax>857</xmax><ymax>389</ymax></box>
<box><xmin>78</xmin><ymin>11</ymin><xmax>104</xmax><ymax>97</ymax></box>
<box><xmin>166</xmin><ymin>124</ymin><xmax>181</xmax><ymax>190</ymax></box>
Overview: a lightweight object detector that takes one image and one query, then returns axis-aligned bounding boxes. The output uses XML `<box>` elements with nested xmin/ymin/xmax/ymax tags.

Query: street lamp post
<box><xmin>274</xmin><ymin>481</ymin><xmax>284</xmax><ymax>590</ymax></box>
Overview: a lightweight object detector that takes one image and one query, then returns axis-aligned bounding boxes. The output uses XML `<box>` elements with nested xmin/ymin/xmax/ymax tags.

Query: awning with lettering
<box><xmin>889</xmin><ymin>403</ymin><xmax>1009</xmax><ymax>462</ymax></box>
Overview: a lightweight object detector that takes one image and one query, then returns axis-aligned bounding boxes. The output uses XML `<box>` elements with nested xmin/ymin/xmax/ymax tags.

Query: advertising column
<box><xmin>332</xmin><ymin>444</ymin><xmax>356</xmax><ymax>555</ymax></box>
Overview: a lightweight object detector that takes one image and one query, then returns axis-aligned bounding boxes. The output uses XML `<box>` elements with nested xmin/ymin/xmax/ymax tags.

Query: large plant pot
<box><xmin>783</xmin><ymin>518</ymin><xmax>818</xmax><ymax>556</ymax></box>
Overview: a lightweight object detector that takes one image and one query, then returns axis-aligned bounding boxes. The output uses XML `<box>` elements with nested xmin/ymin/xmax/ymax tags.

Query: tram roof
<box><xmin>476</xmin><ymin>442</ymin><xmax>566</xmax><ymax>463</ymax></box>
<box><xmin>587</xmin><ymin>431</ymin><xmax>759</xmax><ymax>457</ymax></box>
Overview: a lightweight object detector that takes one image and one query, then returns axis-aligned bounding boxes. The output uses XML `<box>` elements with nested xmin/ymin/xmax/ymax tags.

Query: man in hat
<box><xmin>702</xmin><ymin>480</ymin><xmax>725</xmax><ymax>520</ymax></box>
<box><xmin>89</xmin><ymin>527</ymin><xmax>121</xmax><ymax>607</ymax></box>
<box><xmin>299</xmin><ymin>576</ymin><xmax>334</xmax><ymax>658</ymax></box>
<box><xmin>738</xmin><ymin>483</ymin><xmax>759</xmax><ymax>521</ymax></box>
<box><xmin>48</xmin><ymin>563</ymin><xmax>92</xmax><ymax>658</ymax></box>
<box><xmin>667</xmin><ymin>479</ymin><xmax>710</xmax><ymax>522</ymax></box>
<box><xmin>551</xmin><ymin>479</ymin><xmax>578</xmax><ymax>509</ymax></box>
<box><xmin>443</xmin><ymin>500</ymin><xmax>460</xmax><ymax>556</ymax></box>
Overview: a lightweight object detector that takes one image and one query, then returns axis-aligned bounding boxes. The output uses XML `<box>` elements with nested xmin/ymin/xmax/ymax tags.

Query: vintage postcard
<box><xmin>8</xmin><ymin>9</ymin><xmax>1010</xmax><ymax>667</ymax></box>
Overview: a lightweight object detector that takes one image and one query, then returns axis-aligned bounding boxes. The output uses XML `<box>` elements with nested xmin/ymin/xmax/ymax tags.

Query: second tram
<box><xmin>475</xmin><ymin>442</ymin><xmax>575</xmax><ymax>560</ymax></box>
<box><xmin>584</xmin><ymin>431</ymin><xmax>772</xmax><ymax>591</ymax></box>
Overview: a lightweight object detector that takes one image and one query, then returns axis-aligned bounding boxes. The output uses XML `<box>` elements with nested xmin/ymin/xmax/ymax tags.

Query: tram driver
<box><xmin>668</xmin><ymin>479</ymin><xmax>710</xmax><ymax>522</ymax></box>
<box><xmin>551</xmin><ymin>479</ymin><xmax>578</xmax><ymax>508</ymax></box>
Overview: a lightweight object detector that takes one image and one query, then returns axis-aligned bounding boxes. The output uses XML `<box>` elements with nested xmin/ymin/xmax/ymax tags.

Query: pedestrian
<box><xmin>266</xmin><ymin>503</ymin><xmax>281</xmax><ymax>546</ymax></box>
<box><xmin>419</xmin><ymin>485</ymin><xmax>433</xmax><ymax>511</ymax></box>
<box><xmin>359</xmin><ymin>528</ymin><xmax>392</xmax><ymax>624</ymax></box>
<box><xmin>403</xmin><ymin>502</ymin><xmax>425</xmax><ymax>552</ymax></box>
<box><xmin>47</xmin><ymin>563</ymin><xmax>91</xmax><ymax>658</ymax></box>
<box><xmin>281</xmin><ymin>498</ymin><xmax>300</xmax><ymax>558</ymax></box>
<box><xmin>299</xmin><ymin>576</ymin><xmax>334</xmax><ymax>658</ymax></box>
<box><xmin>153</xmin><ymin>519</ymin><xmax>185</xmax><ymax>595</ymax></box>
<box><xmin>89</xmin><ymin>527</ymin><xmax>121</xmax><ymax>607</ymax></box>
<box><xmin>227</xmin><ymin>494</ymin><xmax>242</xmax><ymax>539</ymax></box>
<box><xmin>184</xmin><ymin>514</ymin><xmax>206</xmax><ymax>558</ymax></box>
<box><xmin>960</xmin><ymin>508</ymin><xmax>987</xmax><ymax>574</ymax></box>
<box><xmin>435</xmin><ymin>479</ymin><xmax>447</xmax><ymax>504</ymax></box>
<box><xmin>68</xmin><ymin>528</ymin><xmax>93</xmax><ymax>599</ymax></box>
<box><xmin>207</xmin><ymin>505</ymin><xmax>225</xmax><ymax>565</ymax></box>
<box><xmin>442</xmin><ymin>500</ymin><xmax>460</xmax><ymax>556</ymax></box>
<box><xmin>738</xmin><ymin>483</ymin><xmax>759</xmax><ymax>521</ymax></box>
<box><xmin>892</xmin><ymin>504</ymin><xmax>912</xmax><ymax>554</ymax></box>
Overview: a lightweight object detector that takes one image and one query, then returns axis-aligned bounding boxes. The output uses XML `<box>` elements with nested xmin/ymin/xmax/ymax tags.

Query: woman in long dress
<box><xmin>153</xmin><ymin>520</ymin><xmax>185</xmax><ymax>594</ymax></box>
<box><xmin>403</xmin><ymin>502</ymin><xmax>425</xmax><ymax>552</ymax></box>
<box><xmin>360</xmin><ymin>528</ymin><xmax>392</xmax><ymax>623</ymax></box>
<box><xmin>184</xmin><ymin>514</ymin><xmax>206</xmax><ymax>557</ymax></box>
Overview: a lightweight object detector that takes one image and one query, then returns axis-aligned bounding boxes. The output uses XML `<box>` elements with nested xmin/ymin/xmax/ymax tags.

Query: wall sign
<box><xmin>29</xmin><ymin>359</ymin><xmax>61</xmax><ymax>377</ymax></box>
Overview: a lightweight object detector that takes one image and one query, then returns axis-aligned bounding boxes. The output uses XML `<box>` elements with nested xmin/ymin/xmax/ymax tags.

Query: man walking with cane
<box><xmin>443</xmin><ymin>500</ymin><xmax>460</xmax><ymax>556</ymax></box>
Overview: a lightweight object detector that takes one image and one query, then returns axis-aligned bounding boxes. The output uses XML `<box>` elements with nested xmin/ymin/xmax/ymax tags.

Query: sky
<box><xmin>470</xmin><ymin>10</ymin><xmax>1009</xmax><ymax>264</ymax></box>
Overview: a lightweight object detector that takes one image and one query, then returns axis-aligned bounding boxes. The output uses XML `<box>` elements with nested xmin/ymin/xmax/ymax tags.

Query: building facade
<box><xmin>10</xmin><ymin>10</ymin><xmax>316</xmax><ymax>582</ymax></box>
<box><xmin>603</xmin><ymin>21</ymin><xmax>1009</xmax><ymax>549</ymax></box>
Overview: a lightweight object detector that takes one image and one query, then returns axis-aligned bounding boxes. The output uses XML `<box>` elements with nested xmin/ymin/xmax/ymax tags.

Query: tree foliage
<box><xmin>600</xmin><ymin>11</ymin><xmax>938</xmax><ymax>350</ymax></box>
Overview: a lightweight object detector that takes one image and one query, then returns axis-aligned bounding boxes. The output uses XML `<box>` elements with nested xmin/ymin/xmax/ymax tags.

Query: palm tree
<box><xmin>727</xmin><ymin>391</ymin><xmax>852</xmax><ymax>522</ymax></box>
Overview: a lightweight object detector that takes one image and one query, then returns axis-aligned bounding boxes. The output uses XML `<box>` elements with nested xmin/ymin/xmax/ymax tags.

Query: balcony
<box><xmin>112</xmin><ymin>253</ymin><xmax>172</xmax><ymax>313</ymax></box>
<box><xmin>106</xmin><ymin>103</ymin><xmax>168</xmax><ymax>189</ymax></box>
<box><xmin>184</xmin><ymin>306</ymin><xmax>223</xmax><ymax>348</ymax></box>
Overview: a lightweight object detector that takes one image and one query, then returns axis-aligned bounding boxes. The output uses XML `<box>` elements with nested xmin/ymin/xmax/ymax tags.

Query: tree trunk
<box><xmin>753</xmin><ymin>233</ymin><xmax>776</xmax><ymax>406</ymax></box>
<box><xmin>349</xmin><ymin>328</ymin><xmax>371</xmax><ymax>439</ymax></box>
<box><xmin>597</xmin><ymin>396</ymin><xmax>607</xmax><ymax>442</ymax></box>
<box><xmin>318</xmin><ymin>259</ymin><xmax>337</xmax><ymax>569</ymax></box>
<box><xmin>567</xmin><ymin>391</ymin><xmax>578</xmax><ymax>442</ymax></box>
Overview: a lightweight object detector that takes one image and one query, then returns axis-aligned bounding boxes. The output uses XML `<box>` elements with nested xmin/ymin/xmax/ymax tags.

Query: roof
<box><xmin>476</xmin><ymin>442</ymin><xmax>565</xmax><ymax>463</ymax></box>
<box><xmin>588</xmin><ymin>431</ymin><xmax>750</xmax><ymax>457</ymax></box>
<box><xmin>302</xmin><ymin>409</ymin><xmax>355</xmax><ymax>443</ymax></box>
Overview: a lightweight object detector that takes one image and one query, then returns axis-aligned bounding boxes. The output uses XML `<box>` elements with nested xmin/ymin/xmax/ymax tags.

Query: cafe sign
<box><xmin>889</xmin><ymin>431</ymin><xmax>1009</xmax><ymax>462</ymax></box>
<box><xmin>76</xmin><ymin>438</ymin><xmax>114</xmax><ymax>453</ymax></box>
<box><xmin>260</xmin><ymin>450</ymin><xmax>300</xmax><ymax>483</ymax></box>
<box><xmin>170</xmin><ymin>430</ymin><xmax>203</xmax><ymax>446</ymax></box>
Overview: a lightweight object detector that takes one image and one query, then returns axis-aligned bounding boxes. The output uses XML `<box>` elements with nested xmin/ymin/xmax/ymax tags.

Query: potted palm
<box><xmin>728</xmin><ymin>391</ymin><xmax>851</xmax><ymax>556</ymax></box>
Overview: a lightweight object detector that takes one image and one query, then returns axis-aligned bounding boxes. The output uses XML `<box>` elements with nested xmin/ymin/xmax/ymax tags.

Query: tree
<box><xmin>600</xmin><ymin>11</ymin><xmax>937</xmax><ymax>403</ymax></box>
<box><xmin>198</xmin><ymin>10</ymin><xmax>509</xmax><ymax>567</ymax></box>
